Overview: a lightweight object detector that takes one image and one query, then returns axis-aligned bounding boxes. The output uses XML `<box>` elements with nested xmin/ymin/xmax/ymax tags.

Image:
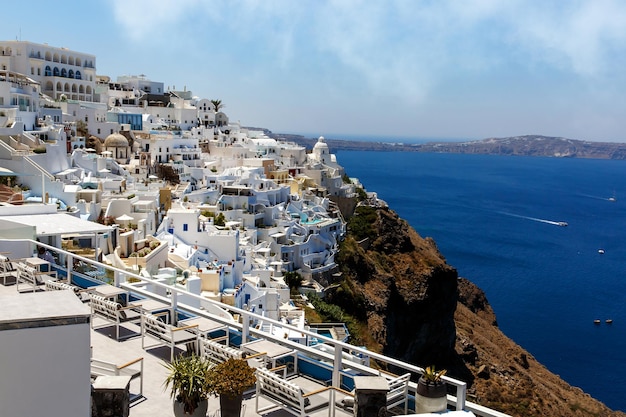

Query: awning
<box><xmin>0</xmin><ymin>168</ymin><xmax>30</xmax><ymax>176</ymax></box>
<box><xmin>0</xmin><ymin>213</ymin><xmax>112</xmax><ymax>236</ymax></box>
<box><xmin>55</xmin><ymin>168</ymin><xmax>78</xmax><ymax>176</ymax></box>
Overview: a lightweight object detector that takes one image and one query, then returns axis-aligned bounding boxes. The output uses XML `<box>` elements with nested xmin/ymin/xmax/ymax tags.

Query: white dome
<box><xmin>104</xmin><ymin>133</ymin><xmax>128</xmax><ymax>147</ymax></box>
<box><xmin>313</xmin><ymin>136</ymin><xmax>329</xmax><ymax>151</ymax></box>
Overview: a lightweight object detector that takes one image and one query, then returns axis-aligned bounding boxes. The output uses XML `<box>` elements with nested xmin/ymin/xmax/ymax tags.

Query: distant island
<box><xmin>264</xmin><ymin>132</ymin><xmax>626</xmax><ymax>160</ymax></box>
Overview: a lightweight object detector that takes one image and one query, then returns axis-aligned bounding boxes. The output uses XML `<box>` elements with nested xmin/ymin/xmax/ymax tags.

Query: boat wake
<box><xmin>579</xmin><ymin>193</ymin><xmax>616</xmax><ymax>202</ymax></box>
<box><xmin>498</xmin><ymin>211</ymin><xmax>568</xmax><ymax>227</ymax></box>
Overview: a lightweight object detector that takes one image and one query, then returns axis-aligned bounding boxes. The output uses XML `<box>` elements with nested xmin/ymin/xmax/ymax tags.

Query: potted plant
<box><xmin>208</xmin><ymin>358</ymin><xmax>257</xmax><ymax>417</ymax></box>
<box><xmin>163</xmin><ymin>354</ymin><xmax>213</xmax><ymax>417</ymax></box>
<box><xmin>415</xmin><ymin>365</ymin><xmax>448</xmax><ymax>413</ymax></box>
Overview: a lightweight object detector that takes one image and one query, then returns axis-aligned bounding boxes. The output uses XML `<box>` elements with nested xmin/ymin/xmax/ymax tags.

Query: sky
<box><xmin>4</xmin><ymin>1</ymin><xmax>626</xmax><ymax>142</ymax></box>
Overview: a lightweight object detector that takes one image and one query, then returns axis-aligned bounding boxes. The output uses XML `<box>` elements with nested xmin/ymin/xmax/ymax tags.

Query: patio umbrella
<box><xmin>0</xmin><ymin>167</ymin><xmax>29</xmax><ymax>176</ymax></box>
<box><xmin>0</xmin><ymin>167</ymin><xmax>30</xmax><ymax>186</ymax></box>
<box><xmin>115</xmin><ymin>214</ymin><xmax>134</xmax><ymax>222</ymax></box>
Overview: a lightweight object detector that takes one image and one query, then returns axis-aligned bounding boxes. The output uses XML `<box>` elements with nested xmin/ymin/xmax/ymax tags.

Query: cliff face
<box><xmin>330</xmin><ymin>206</ymin><xmax>625</xmax><ymax>417</ymax></box>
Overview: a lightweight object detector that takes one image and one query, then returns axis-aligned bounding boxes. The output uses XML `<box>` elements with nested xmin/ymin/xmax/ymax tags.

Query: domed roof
<box><xmin>313</xmin><ymin>136</ymin><xmax>328</xmax><ymax>151</ymax></box>
<box><xmin>104</xmin><ymin>133</ymin><xmax>128</xmax><ymax>147</ymax></box>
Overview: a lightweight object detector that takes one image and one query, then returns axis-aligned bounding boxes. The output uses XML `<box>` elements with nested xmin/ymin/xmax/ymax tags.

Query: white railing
<box><xmin>8</xmin><ymin>238</ymin><xmax>510</xmax><ymax>417</ymax></box>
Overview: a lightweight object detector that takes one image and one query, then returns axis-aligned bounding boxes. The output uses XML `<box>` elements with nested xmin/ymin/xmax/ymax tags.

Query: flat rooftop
<box><xmin>0</xmin><ymin>240</ymin><xmax>506</xmax><ymax>417</ymax></box>
<box><xmin>0</xmin><ymin>281</ymin><xmax>352</xmax><ymax>417</ymax></box>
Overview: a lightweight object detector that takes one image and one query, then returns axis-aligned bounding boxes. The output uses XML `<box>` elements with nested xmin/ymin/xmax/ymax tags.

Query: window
<box><xmin>97</xmin><ymin>128</ymin><xmax>101</xmax><ymax>134</ymax></box>
<box><xmin>84</xmin><ymin>116</ymin><xmax>88</xmax><ymax>122</ymax></box>
<box><xmin>183</xmin><ymin>224</ymin><xmax>188</xmax><ymax>231</ymax></box>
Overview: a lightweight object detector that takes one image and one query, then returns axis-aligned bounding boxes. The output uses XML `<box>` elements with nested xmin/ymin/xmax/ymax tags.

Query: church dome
<box><xmin>104</xmin><ymin>132</ymin><xmax>129</xmax><ymax>147</ymax></box>
<box><xmin>313</xmin><ymin>136</ymin><xmax>328</xmax><ymax>152</ymax></box>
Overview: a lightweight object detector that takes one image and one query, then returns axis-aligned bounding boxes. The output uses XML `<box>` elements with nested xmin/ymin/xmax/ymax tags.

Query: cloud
<box><xmin>109</xmin><ymin>0</ymin><xmax>202</xmax><ymax>40</ymax></box>
<box><xmin>511</xmin><ymin>1</ymin><xmax>626</xmax><ymax>76</ymax></box>
<box><xmin>109</xmin><ymin>1</ymin><xmax>626</xmax><ymax>103</ymax></box>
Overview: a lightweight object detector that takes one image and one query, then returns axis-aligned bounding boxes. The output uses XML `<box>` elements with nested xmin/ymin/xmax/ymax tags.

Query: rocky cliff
<box><xmin>328</xmin><ymin>205</ymin><xmax>625</xmax><ymax>417</ymax></box>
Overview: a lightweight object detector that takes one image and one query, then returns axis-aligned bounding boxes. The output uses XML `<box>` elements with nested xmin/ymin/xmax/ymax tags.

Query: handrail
<box><xmin>5</xmin><ymin>238</ymin><xmax>509</xmax><ymax>417</ymax></box>
<box><xmin>23</xmin><ymin>155</ymin><xmax>55</xmax><ymax>181</ymax></box>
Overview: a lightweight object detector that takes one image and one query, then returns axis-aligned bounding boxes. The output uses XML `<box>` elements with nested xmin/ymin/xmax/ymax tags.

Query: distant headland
<box><xmin>263</xmin><ymin>131</ymin><xmax>626</xmax><ymax>160</ymax></box>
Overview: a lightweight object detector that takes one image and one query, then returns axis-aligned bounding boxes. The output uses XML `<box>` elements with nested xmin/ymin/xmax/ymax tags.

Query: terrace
<box><xmin>0</xmin><ymin>239</ymin><xmax>510</xmax><ymax>417</ymax></box>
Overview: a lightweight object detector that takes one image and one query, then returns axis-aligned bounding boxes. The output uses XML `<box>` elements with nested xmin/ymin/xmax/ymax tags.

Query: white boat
<box><xmin>598</xmin><ymin>249</ymin><xmax>605</xmax><ymax>254</ymax></box>
<box><xmin>557</xmin><ymin>222</ymin><xmax>568</xmax><ymax>227</ymax></box>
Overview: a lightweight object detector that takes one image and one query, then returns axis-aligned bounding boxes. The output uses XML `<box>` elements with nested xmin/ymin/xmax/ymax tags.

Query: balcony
<box><xmin>0</xmin><ymin>239</ymin><xmax>510</xmax><ymax>417</ymax></box>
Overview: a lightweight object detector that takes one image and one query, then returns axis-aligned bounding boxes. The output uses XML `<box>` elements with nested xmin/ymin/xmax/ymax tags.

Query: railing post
<box><xmin>241</xmin><ymin>312</ymin><xmax>249</xmax><ymax>344</ymax></box>
<box><xmin>171</xmin><ymin>291</ymin><xmax>178</xmax><ymax>324</ymax></box>
<box><xmin>456</xmin><ymin>382</ymin><xmax>466</xmax><ymax>410</ymax></box>
<box><xmin>66</xmin><ymin>254</ymin><xmax>74</xmax><ymax>284</ymax></box>
<box><xmin>114</xmin><ymin>271</ymin><xmax>123</xmax><ymax>286</ymax></box>
<box><xmin>332</xmin><ymin>343</ymin><xmax>342</xmax><ymax>388</ymax></box>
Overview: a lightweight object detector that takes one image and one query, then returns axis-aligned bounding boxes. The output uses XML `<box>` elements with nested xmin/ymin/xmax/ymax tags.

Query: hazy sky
<box><xmin>5</xmin><ymin>1</ymin><xmax>626</xmax><ymax>141</ymax></box>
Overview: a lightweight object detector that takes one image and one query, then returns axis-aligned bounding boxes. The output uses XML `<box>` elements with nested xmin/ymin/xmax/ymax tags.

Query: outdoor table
<box><xmin>24</xmin><ymin>257</ymin><xmax>50</xmax><ymax>272</ymax></box>
<box><xmin>241</xmin><ymin>339</ymin><xmax>298</xmax><ymax>375</ymax></box>
<box><xmin>91</xmin><ymin>284</ymin><xmax>128</xmax><ymax>303</ymax></box>
<box><xmin>131</xmin><ymin>298</ymin><xmax>170</xmax><ymax>315</ymax></box>
<box><xmin>178</xmin><ymin>316</ymin><xmax>229</xmax><ymax>343</ymax></box>
<box><xmin>22</xmin><ymin>257</ymin><xmax>57</xmax><ymax>282</ymax></box>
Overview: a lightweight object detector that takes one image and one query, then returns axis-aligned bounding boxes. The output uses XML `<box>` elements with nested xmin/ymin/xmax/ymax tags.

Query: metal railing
<box><xmin>9</xmin><ymin>238</ymin><xmax>510</xmax><ymax>417</ymax></box>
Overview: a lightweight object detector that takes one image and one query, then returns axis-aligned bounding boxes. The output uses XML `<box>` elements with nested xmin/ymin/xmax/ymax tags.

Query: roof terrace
<box><xmin>0</xmin><ymin>239</ymin><xmax>510</xmax><ymax>417</ymax></box>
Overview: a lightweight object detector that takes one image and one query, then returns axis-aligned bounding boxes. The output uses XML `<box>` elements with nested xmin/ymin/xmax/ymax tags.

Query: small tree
<box><xmin>76</xmin><ymin>120</ymin><xmax>89</xmax><ymax>136</ymax></box>
<box><xmin>284</xmin><ymin>271</ymin><xmax>303</xmax><ymax>295</ymax></box>
<box><xmin>214</xmin><ymin>213</ymin><xmax>226</xmax><ymax>227</ymax></box>
<box><xmin>211</xmin><ymin>99</ymin><xmax>224</xmax><ymax>112</ymax></box>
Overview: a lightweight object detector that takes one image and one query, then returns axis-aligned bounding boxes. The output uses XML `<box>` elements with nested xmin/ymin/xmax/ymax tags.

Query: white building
<box><xmin>0</xmin><ymin>70</ymin><xmax>40</xmax><ymax>133</ymax></box>
<box><xmin>0</xmin><ymin>40</ymin><xmax>96</xmax><ymax>102</ymax></box>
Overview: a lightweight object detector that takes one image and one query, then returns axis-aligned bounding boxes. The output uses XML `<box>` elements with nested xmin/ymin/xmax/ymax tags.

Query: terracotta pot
<box><xmin>219</xmin><ymin>393</ymin><xmax>243</xmax><ymax>417</ymax></box>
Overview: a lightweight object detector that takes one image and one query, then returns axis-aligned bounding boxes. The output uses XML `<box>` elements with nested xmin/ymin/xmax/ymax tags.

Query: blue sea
<box><xmin>336</xmin><ymin>150</ymin><xmax>626</xmax><ymax>411</ymax></box>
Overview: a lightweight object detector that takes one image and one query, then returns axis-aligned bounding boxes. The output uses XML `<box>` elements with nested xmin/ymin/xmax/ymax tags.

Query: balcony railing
<box><xmin>11</xmin><ymin>238</ymin><xmax>510</xmax><ymax>417</ymax></box>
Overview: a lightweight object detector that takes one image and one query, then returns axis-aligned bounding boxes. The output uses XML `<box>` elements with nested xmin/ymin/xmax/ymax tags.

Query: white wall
<box><xmin>0</xmin><ymin>322</ymin><xmax>91</xmax><ymax>417</ymax></box>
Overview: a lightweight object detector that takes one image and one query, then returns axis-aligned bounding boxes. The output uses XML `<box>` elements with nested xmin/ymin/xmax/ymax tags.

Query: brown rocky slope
<box><xmin>327</xmin><ymin>205</ymin><xmax>624</xmax><ymax>417</ymax></box>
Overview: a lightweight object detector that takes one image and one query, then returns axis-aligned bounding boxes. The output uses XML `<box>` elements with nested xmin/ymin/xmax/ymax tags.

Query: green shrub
<box><xmin>347</xmin><ymin>206</ymin><xmax>377</xmax><ymax>241</ymax></box>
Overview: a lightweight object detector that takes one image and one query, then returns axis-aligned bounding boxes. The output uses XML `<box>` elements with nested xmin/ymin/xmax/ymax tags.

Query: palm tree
<box><xmin>211</xmin><ymin>99</ymin><xmax>224</xmax><ymax>113</ymax></box>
